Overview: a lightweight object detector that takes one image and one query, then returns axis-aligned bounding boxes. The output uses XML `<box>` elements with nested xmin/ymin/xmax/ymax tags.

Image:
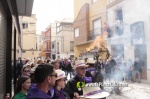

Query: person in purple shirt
<box><xmin>52</xmin><ymin>69</ymin><xmax>70</xmax><ymax>99</ymax></box>
<box><xmin>25</xmin><ymin>63</ymin><xmax>57</xmax><ymax>99</ymax></box>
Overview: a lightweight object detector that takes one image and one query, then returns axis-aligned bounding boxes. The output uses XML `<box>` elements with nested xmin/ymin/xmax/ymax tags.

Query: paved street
<box><xmin>67</xmin><ymin>74</ymin><xmax>150</xmax><ymax>99</ymax></box>
<box><xmin>107</xmin><ymin>82</ymin><xmax>150</xmax><ymax>99</ymax></box>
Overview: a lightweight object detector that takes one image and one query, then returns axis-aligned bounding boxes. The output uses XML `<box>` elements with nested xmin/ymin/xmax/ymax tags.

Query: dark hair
<box><xmin>51</xmin><ymin>60</ymin><xmax>58</xmax><ymax>65</ymax></box>
<box><xmin>14</xmin><ymin>76</ymin><xmax>30</xmax><ymax>95</ymax></box>
<box><xmin>47</xmin><ymin>60</ymin><xmax>50</xmax><ymax>63</ymax></box>
<box><xmin>30</xmin><ymin>73</ymin><xmax>36</xmax><ymax>83</ymax></box>
<box><xmin>21</xmin><ymin>66</ymin><xmax>28</xmax><ymax>73</ymax></box>
<box><xmin>34</xmin><ymin>63</ymin><xmax>54</xmax><ymax>83</ymax></box>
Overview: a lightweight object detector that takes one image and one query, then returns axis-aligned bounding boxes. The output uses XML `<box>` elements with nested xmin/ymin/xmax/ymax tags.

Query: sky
<box><xmin>32</xmin><ymin>0</ymin><xmax>74</xmax><ymax>34</ymax></box>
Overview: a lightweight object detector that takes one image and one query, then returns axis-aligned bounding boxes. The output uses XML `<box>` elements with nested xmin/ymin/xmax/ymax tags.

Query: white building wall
<box><xmin>107</xmin><ymin>0</ymin><xmax>150</xmax><ymax>83</ymax></box>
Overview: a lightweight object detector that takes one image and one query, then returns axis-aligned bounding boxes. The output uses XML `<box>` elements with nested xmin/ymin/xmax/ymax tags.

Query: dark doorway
<box><xmin>52</xmin><ymin>54</ymin><xmax>56</xmax><ymax>60</ymax></box>
<box><xmin>134</xmin><ymin>44</ymin><xmax>147</xmax><ymax>79</ymax></box>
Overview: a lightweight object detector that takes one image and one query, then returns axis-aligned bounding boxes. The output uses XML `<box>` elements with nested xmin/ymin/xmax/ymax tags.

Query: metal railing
<box><xmin>88</xmin><ymin>28</ymin><xmax>105</xmax><ymax>41</ymax></box>
<box><xmin>107</xmin><ymin>25</ymin><xmax>124</xmax><ymax>38</ymax></box>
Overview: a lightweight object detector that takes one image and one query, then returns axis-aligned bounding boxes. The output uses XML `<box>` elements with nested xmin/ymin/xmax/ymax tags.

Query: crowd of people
<box><xmin>13</xmin><ymin>55</ymin><xmax>144</xmax><ymax>99</ymax></box>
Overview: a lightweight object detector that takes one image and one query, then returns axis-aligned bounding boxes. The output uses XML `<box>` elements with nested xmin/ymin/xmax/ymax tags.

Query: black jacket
<box><xmin>64</xmin><ymin>75</ymin><xmax>92</xmax><ymax>99</ymax></box>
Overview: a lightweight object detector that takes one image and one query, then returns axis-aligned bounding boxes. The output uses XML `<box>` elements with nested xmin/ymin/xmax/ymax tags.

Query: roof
<box><xmin>61</xmin><ymin>18</ymin><xmax>74</xmax><ymax>23</ymax></box>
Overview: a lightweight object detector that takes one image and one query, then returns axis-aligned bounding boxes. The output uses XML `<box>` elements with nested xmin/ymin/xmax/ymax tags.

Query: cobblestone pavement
<box><xmin>107</xmin><ymin>82</ymin><xmax>150</xmax><ymax>99</ymax></box>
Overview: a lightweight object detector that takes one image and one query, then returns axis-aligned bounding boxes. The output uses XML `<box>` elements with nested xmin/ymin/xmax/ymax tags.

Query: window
<box><xmin>70</xmin><ymin>41</ymin><xmax>74</xmax><ymax>52</ymax></box>
<box><xmin>22</xmin><ymin>23</ymin><xmax>28</xmax><ymax>29</ymax></box>
<box><xmin>57</xmin><ymin>42</ymin><xmax>59</xmax><ymax>53</ymax></box>
<box><xmin>93</xmin><ymin>19</ymin><xmax>101</xmax><ymax>35</ymax></box>
<box><xmin>44</xmin><ymin>42</ymin><xmax>47</xmax><ymax>50</ymax></box>
<box><xmin>57</xmin><ymin>27</ymin><xmax>60</xmax><ymax>33</ymax></box>
<box><xmin>115</xmin><ymin>8</ymin><xmax>123</xmax><ymax>21</ymax></box>
<box><xmin>115</xmin><ymin>8</ymin><xmax>124</xmax><ymax>35</ymax></box>
<box><xmin>75</xmin><ymin>28</ymin><xmax>79</xmax><ymax>37</ymax></box>
<box><xmin>49</xmin><ymin>41</ymin><xmax>51</xmax><ymax>49</ymax></box>
<box><xmin>52</xmin><ymin>43</ymin><xmax>55</xmax><ymax>49</ymax></box>
<box><xmin>92</xmin><ymin>0</ymin><xmax>98</xmax><ymax>3</ymax></box>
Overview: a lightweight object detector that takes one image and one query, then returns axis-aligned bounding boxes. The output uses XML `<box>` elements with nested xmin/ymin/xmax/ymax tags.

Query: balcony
<box><xmin>88</xmin><ymin>28</ymin><xmax>104</xmax><ymax>41</ymax></box>
<box><xmin>107</xmin><ymin>23</ymin><xmax>124</xmax><ymax>38</ymax></box>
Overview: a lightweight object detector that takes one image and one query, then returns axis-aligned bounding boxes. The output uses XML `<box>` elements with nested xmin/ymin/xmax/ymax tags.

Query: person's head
<box><xmin>22</xmin><ymin>66</ymin><xmax>30</xmax><ymax>76</ymax></box>
<box><xmin>14</xmin><ymin>76</ymin><xmax>31</xmax><ymax>95</ymax></box>
<box><xmin>74</xmin><ymin>60</ymin><xmax>88</xmax><ymax>77</ymax></box>
<box><xmin>26</xmin><ymin>64</ymin><xmax>31</xmax><ymax>70</ymax></box>
<box><xmin>55</xmin><ymin>69</ymin><xmax>67</xmax><ymax>89</ymax></box>
<box><xmin>34</xmin><ymin>63</ymin><xmax>57</xmax><ymax>87</ymax></box>
<box><xmin>37</xmin><ymin>59</ymin><xmax>43</xmax><ymax>64</ymax></box>
<box><xmin>51</xmin><ymin>60</ymin><xmax>59</xmax><ymax>70</ymax></box>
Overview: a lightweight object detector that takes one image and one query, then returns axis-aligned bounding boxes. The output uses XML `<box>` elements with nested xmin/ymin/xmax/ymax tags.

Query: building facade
<box><xmin>22</xmin><ymin>14</ymin><xmax>37</xmax><ymax>59</ymax></box>
<box><xmin>0</xmin><ymin>0</ymin><xmax>34</xmax><ymax>97</ymax></box>
<box><xmin>56</xmin><ymin>18</ymin><xmax>74</xmax><ymax>59</ymax></box>
<box><xmin>42</xmin><ymin>26</ymin><xmax>51</xmax><ymax>59</ymax></box>
<box><xmin>73</xmin><ymin>0</ymin><xmax>107</xmax><ymax>59</ymax></box>
<box><xmin>106</xmin><ymin>0</ymin><xmax>150</xmax><ymax>83</ymax></box>
<box><xmin>36</xmin><ymin>34</ymin><xmax>42</xmax><ymax>57</ymax></box>
<box><xmin>51</xmin><ymin>23</ymin><xmax>57</xmax><ymax>60</ymax></box>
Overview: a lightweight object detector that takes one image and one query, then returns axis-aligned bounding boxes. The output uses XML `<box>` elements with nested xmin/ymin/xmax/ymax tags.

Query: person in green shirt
<box><xmin>13</xmin><ymin>76</ymin><xmax>31</xmax><ymax>99</ymax></box>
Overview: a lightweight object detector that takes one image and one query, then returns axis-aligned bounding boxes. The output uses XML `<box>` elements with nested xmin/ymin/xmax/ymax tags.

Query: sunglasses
<box><xmin>49</xmin><ymin>73</ymin><xmax>57</xmax><ymax>78</ymax></box>
<box><xmin>24</xmin><ymin>70</ymin><xmax>30</xmax><ymax>72</ymax></box>
<box><xmin>79</xmin><ymin>67</ymin><xmax>87</xmax><ymax>70</ymax></box>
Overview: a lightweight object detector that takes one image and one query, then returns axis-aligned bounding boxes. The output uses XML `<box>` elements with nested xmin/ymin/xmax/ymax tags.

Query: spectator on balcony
<box><xmin>115</xmin><ymin>19</ymin><xmax>123</xmax><ymax>36</ymax></box>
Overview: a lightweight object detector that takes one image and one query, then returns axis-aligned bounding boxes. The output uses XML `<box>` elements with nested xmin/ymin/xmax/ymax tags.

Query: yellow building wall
<box><xmin>22</xmin><ymin>34</ymin><xmax>36</xmax><ymax>49</ymax></box>
<box><xmin>74</xmin><ymin>0</ymin><xmax>91</xmax><ymax>19</ymax></box>
<box><xmin>74</xmin><ymin>43</ymin><xmax>92</xmax><ymax>58</ymax></box>
<box><xmin>74</xmin><ymin>0</ymin><xmax>107</xmax><ymax>58</ymax></box>
<box><xmin>22</xmin><ymin>51</ymin><xmax>37</xmax><ymax>60</ymax></box>
<box><xmin>22</xmin><ymin>14</ymin><xmax>37</xmax><ymax>59</ymax></box>
<box><xmin>89</xmin><ymin>0</ymin><xmax>107</xmax><ymax>30</ymax></box>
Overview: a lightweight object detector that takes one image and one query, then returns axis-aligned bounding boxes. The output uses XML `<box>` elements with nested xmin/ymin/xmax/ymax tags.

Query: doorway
<box><xmin>134</xmin><ymin>44</ymin><xmax>147</xmax><ymax>79</ymax></box>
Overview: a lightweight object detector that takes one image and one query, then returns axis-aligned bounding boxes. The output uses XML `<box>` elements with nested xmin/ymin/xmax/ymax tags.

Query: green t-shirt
<box><xmin>14</xmin><ymin>92</ymin><xmax>26</xmax><ymax>99</ymax></box>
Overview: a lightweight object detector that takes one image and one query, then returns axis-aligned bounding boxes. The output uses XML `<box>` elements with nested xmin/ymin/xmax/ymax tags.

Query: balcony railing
<box><xmin>88</xmin><ymin>28</ymin><xmax>105</xmax><ymax>41</ymax></box>
<box><xmin>107</xmin><ymin>23</ymin><xmax>124</xmax><ymax>38</ymax></box>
